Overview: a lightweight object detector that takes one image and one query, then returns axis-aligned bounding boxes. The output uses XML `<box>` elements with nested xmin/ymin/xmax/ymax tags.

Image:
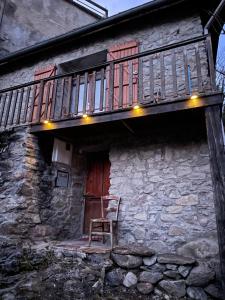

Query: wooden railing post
<box><xmin>109</xmin><ymin>62</ymin><xmax>114</xmax><ymax>111</ymax></box>
<box><xmin>206</xmin><ymin>34</ymin><xmax>217</xmax><ymax>91</ymax></box>
<box><xmin>36</xmin><ymin>80</ymin><xmax>45</xmax><ymax>123</ymax></box>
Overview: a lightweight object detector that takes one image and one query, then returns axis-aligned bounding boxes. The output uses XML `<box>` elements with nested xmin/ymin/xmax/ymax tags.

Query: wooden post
<box><xmin>205</xmin><ymin>105</ymin><xmax>225</xmax><ymax>294</ymax></box>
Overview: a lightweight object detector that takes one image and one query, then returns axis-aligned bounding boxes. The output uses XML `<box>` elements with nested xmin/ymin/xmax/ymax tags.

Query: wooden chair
<box><xmin>88</xmin><ymin>195</ymin><xmax>121</xmax><ymax>249</ymax></box>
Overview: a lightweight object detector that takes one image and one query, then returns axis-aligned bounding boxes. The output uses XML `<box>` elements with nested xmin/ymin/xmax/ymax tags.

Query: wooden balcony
<box><xmin>0</xmin><ymin>35</ymin><xmax>222</xmax><ymax>133</ymax></box>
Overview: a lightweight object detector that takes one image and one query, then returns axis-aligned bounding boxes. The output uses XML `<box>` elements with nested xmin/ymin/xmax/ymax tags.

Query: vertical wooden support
<box><xmin>50</xmin><ymin>79</ymin><xmax>58</xmax><ymax>120</ymax></box>
<box><xmin>138</xmin><ymin>58</ymin><xmax>143</xmax><ymax>103</ymax></box>
<box><xmin>83</xmin><ymin>72</ymin><xmax>88</xmax><ymax>114</ymax></box>
<box><xmin>183</xmin><ymin>50</ymin><xmax>190</xmax><ymax>95</ymax></box>
<box><xmin>74</xmin><ymin>75</ymin><xmax>80</xmax><ymax>115</ymax></box>
<box><xmin>23</xmin><ymin>87</ymin><xmax>31</xmax><ymax>123</ymax></box>
<box><xmin>60</xmin><ymin>78</ymin><xmax>66</xmax><ymax>118</ymax></box>
<box><xmin>128</xmin><ymin>61</ymin><xmax>133</xmax><ymax>106</ymax></box>
<box><xmin>16</xmin><ymin>88</ymin><xmax>24</xmax><ymax>124</ymax></box>
<box><xmin>0</xmin><ymin>93</ymin><xmax>7</xmax><ymax>126</ymax></box>
<box><xmin>90</xmin><ymin>71</ymin><xmax>96</xmax><ymax>113</ymax></box>
<box><xmin>109</xmin><ymin>62</ymin><xmax>114</xmax><ymax>111</ymax></box>
<box><xmin>172</xmin><ymin>49</ymin><xmax>178</xmax><ymax>98</ymax></box>
<box><xmin>195</xmin><ymin>46</ymin><xmax>203</xmax><ymax>93</ymax></box>
<box><xmin>205</xmin><ymin>105</ymin><xmax>225</xmax><ymax>294</ymax></box>
<box><xmin>66</xmin><ymin>76</ymin><xmax>73</xmax><ymax>116</ymax></box>
<box><xmin>29</xmin><ymin>85</ymin><xmax>37</xmax><ymax>123</ymax></box>
<box><xmin>36</xmin><ymin>80</ymin><xmax>45</xmax><ymax>123</ymax></box>
<box><xmin>206</xmin><ymin>35</ymin><xmax>216</xmax><ymax>91</ymax></box>
<box><xmin>99</xmin><ymin>68</ymin><xmax>105</xmax><ymax>111</ymax></box>
<box><xmin>9</xmin><ymin>90</ymin><xmax>18</xmax><ymax>125</ymax></box>
<box><xmin>119</xmin><ymin>64</ymin><xmax>123</xmax><ymax>108</ymax></box>
<box><xmin>160</xmin><ymin>53</ymin><xmax>165</xmax><ymax>100</ymax></box>
<box><xmin>149</xmin><ymin>57</ymin><xmax>154</xmax><ymax>101</ymax></box>
<box><xmin>4</xmin><ymin>91</ymin><xmax>13</xmax><ymax>127</ymax></box>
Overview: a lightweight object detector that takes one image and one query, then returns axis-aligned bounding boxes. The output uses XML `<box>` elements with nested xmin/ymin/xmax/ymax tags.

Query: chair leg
<box><xmin>88</xmin><ymin>220</ymin><xmax>93</xmax><ymax>247</ymax></box>
<box><xmin>110</xmin><ymin>221</ymin><xmax>113</xmax><ymax>249</ymax></box>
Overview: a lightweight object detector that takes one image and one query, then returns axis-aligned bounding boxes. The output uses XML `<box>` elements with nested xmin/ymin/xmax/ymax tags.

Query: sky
<box><xmin>94</xmin><ymin>0</ymin><xmax>224</xmax><ymax>62</ymax></box>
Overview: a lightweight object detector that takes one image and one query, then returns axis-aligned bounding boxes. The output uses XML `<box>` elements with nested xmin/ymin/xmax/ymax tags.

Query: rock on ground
<box><xmin>186</xmin><ymin>264</ymin><xmax>215</xmax><ymax>286</ymax></box>
<box><xmin>158</xmin><ymin>280</ymin><xmax>186</xmax><ymax>298</ymax></box>
<box><xmin>123</xmin><ymin>272</ymin><xmax>137</xmax><ymax>288</ymax></box>
<box><xmin>111</xmin><ymin>253</ymin><xmax>142</xmax><ymax>269</ymax></box>
<box><xmin>187</xmin><ymin>287</ymin><xmax>207</xmax><ymax>300</ymax></box>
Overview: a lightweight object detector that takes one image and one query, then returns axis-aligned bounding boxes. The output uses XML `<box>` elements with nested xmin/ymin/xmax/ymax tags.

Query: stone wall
<box><xmin>0</xmin><ymin>244</ymin><xmax>223</xmax><ymax>299</ymax></box>
<box><xmin>0</xmin><ymin>127</ymin><xmax>86</xmax><ymax>244</ymax></box>
<box><xmin>0</xmin><ymin>0</ymin><xmax>99</xmax><ymax>57</ymax></box>
<box><xmin>109</xmin><ymin>135</ymin><xmax>218</xmax><ymax>255</ymax></box>
<box><xmin>0</xmin><ymin>12</ymin><xmax>208</xmax><ymax>89</ymax></box>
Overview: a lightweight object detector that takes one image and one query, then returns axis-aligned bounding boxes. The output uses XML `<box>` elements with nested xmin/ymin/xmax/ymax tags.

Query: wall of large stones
<box><xmin>0</xmin><ymin>13</ymin><xmax>209</xmax><ymax>94</ymax></box>
<box><xmin>109</xmin><ymin>135</ymin><xmax>218</xmax><ymax>254</ymax></box>
<box><xmin>0</xmin><ymin>0</ymin><xmax>98</xmax><ymax>57</ymax></box>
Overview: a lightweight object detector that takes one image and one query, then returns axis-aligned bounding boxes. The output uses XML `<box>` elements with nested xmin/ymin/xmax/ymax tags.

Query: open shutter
<box><xmin>107</xmin><ymin>41</ymin><xmax>139</xmax><ymax>110</ymax></box>
<box><xmin>33</xmin><ymin>65</ymin><xmax>56</xmax><ymax>122</ymax></box>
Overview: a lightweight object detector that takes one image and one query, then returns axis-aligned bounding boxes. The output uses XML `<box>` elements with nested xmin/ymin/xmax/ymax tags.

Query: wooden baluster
<box><xmin>99</xmin><ymin>68</ymin><xmax>105</xmax><ymax>111</ymax></box>
<box><xmin>66</xmin><ymin>76</ymin><xmax>73</xmax><ymax>116</ymax></box>
<box><xmin>4</xmin><ymin>91</ymin><xmax>13</xmax><ymax>127</ymax></box>
<box><xmin>60</xmin><ymin>78</ymin><xmax>65</xmax><ymax>118</ymax></box>
<box><xmin>8</xmin><ymin>90</ymin><xmax>18</xmax><ymax>125</ymax></box>
<box><xmin>23</xmin><ymin>87</ymin><xmax>31</xmax><ymax>123</ymax></box>
<box><xmin>50</xmin><ymin>79</ymin><xmax>58</xmax><ymax>120</ymax></box>
<box><xmin>90</xmin><ymin>71</ymin><xmax>96</xmax><ymax>113</ymax></box>
<box><xmin>160</xmin><ymin>53</ymin><xmax>165</xmax><ymax>100</ymax></box>
<box><xmin>83</xmin><ymin>72</ymin><xmax>88</xmax><ymax>114</ymax></box>
<box><xmin>43</xmin><ymin>82</ymin><xmax>51</xmax><ymax>120</ymax></box>
<box><xmin>195</xmin><ymin>46</ymin><xmax>203</xmax><ymax>93</ymax></box>
<box><xmin>138</xmin><ymin>58</ymin><xmax>143</xmax><ymax>103</ymax></box>
<box><xmin>172</xmin><ymin>49</ymin><xmax>178</xmax><ymax>98</ymax></box>
<box><xmin>0</xmin><ymin>93</ymin><xmax>7</xmax><ymax>126</ymax></box>
<box><xmin>16</xmin><ymin>88</ymin><xmax>24</xmax><ymax>124</ymax></box>
<box><xmin>29</xmin><ymin>85</ymin><xmax>37</xmax><ymax>123</ymax></box>
<box><xmin>149</xmin><ymin>56</ymin><xmax>154</xmax><ymax>102</ymax></box>
<box><xmin>109</xmin><ymin>62</ymin><xmax>114</xmax><ymax>111</ymax></box>
<box><xmin>74</xmin><ymin>75</ymin><xmax>80</xmax><ymax>115</ymax></box>
<box><xmin>183</xmin><ymin>49</ymin><xmax>190</xmax><ymax>95</ymax></box>
<box><xmin>36</xmin><ymin>80</ymin><xmax>45</xmax><ymax>123</ymax></box>
<box><xmin>128</xmin><ymin>61</ymin><xmax>133</xmax><ymax>106</ymax></box>
<box><xmin>206</xmin><ymin>35</ymin><xmax>216</xmax><ymax>91</ymax></box>
<box><xmin>119</xmin><ymin>64</ymin><xmax>123</xmax><ymax>108</ymax></box>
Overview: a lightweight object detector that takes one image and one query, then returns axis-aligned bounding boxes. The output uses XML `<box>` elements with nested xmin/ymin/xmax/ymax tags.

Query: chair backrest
<box><xmin>101</xmin><ymin>195</ymin><xmax>121</xmax><ymax>221</ymax></box>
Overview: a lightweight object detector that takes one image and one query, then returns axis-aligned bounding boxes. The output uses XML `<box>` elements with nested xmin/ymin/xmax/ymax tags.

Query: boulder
<box><xmin>143</xmin><ymin>255</ymin><xmax>157</xmax><ymax>266</ymax></box>
<box><xmin>123</xmin><ymin>272</ymin><xmax>137</xmax><ymax>288</ymax></box>
<box><xmin>139</xmin><ymin>271</ymin><xmax>163</xmax><ymax>284</ymax></box>
<box><xmin>158</xmin><ymin>280</ymin><xmax>186</xmax><ymax>298</ymax></box>
<box><xmin>157</xmin><ymin>254</ymin><xmax>195</xmax><ymax>265</ymax></box>
<box><xmin>163</xmin><ymin>270</ymin><xmax>180</xmax><ymax>279</ymax></box>
<box><xmin>177</xmin><ymin>238</ymin><xmax>219</xmax><ymax>259</ymax></box>
<box><xmin>137</xmin><ymin>282</ymin><xmax>154</xmax><ymax>295</ymax></box>
<box><xmin>178</xmin><ymin>265</ymin><xmax>192</xmax><ymax>278</ymax></box>
<box><xmin>166</xmin><ymin>264</ymin><xmax>177</xmax><ymax>271</ymax></box>
<box><xmin>113</xmin><ymin>245</ymin><xmax>155</xmax><ymax>256</ymax></box>
<box><xmin>106</xmin><ymin>268</ymin><xmax>126</xmax><ymax>287</ymax></box>
<box><xmin>187</xmin><ymin>287</ymin><xmax>207</xmax><ymax>300</ymax></box>
<box><xmin>111</xmin><ymin>253</ymin><xmax>142</xmax><ymax>269</ymax></box>
<box><xmin>186</xmin><ymin>264</ymin><xmax>215</xmax><ymax>286</ymax></box>
<box><xmin>204</xmin><ymin>284</ymin><xmax>224</xmax><ymax>300</ymax></box>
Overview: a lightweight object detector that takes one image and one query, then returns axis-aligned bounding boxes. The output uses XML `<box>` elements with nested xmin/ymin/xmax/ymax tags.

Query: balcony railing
<box><xmin>0</xmin><ymin>35</ymin><xmax>217</xmax><ymax>130</ymax></box>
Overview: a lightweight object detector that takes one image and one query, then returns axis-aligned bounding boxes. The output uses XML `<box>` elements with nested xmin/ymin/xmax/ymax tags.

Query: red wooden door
<box><xmin>107</xmin><ymin>41</ymin><xmax>139</xmax><ymax>110</ymax></box>
<box><xmin>33</xmin><ymin>65</ymin><xmax>56</xmax><ymax>122</ymax></box>
<box><xmin>83</xmin><ymin>152</ymin><xmax>110</xmax><ymax>233</ymax></box>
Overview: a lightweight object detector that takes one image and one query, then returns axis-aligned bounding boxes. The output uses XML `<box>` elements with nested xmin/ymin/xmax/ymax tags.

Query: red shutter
<box><xmin>33</xmin><ymin>65</ymin><xmax>56</xmax><ymax>122</ymax></box>
<box><xmin>107</xmin><ymin>41</ymin><xmax>139</xmax><ymax>110</ymax></box>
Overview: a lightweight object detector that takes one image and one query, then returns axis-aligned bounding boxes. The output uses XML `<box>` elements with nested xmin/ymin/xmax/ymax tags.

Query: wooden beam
<box><xmin>205</xmin><ymin>105</ymin><xmax>225</xmax><ymax>295</ymax></box>
<box><xmin>30</xmin><ymin>93</ymin><xmax>223</xmax><ymax>133</ymax></box>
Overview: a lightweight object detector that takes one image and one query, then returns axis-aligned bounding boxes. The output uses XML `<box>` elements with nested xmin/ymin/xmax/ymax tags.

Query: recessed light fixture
<box><xmin>82</xmin><ymin>113</ymin><xmax>88</xmax><ymax>118</ymax></box>
<box><xmin>133</xmin><ymin>105</ymin><xmax>140</xmax><ymax>110</ymax></box>
<box><xmin>190</xmin><ymin>94</ymin><xmax>198</xmax><ymax>100</ymax></box>
<box><xmin>43</xmin><ymin>120</ymin><xmax>49</xmax><ymax>124</ymax></box>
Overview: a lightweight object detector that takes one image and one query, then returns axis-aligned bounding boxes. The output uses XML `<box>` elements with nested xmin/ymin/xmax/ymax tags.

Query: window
<box><xmin>52</xmin><ymin>138</ymin><xmax>73</xmax><ymax>165</ymax></box>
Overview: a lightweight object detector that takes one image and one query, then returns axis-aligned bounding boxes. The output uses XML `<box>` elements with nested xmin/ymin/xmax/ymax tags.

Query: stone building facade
<box><xmin>0</xmin><ymin>0</ymin><xmax>102</xmax><ymax>57</ymax></box>
<box><xmin>0</xmin><ymin>0</ymin><xmax>224</xmax><ymax>298</ymax></box>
